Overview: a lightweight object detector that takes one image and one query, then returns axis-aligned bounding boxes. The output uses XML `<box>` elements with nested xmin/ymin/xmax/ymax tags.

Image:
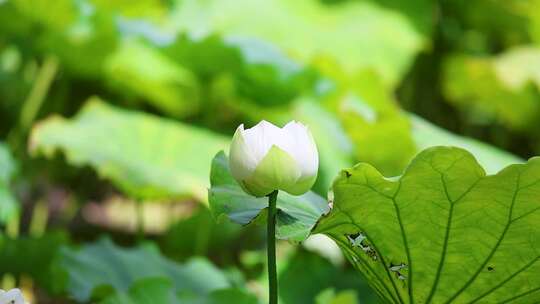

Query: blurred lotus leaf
<box><xmin>411</xmin><ymin>114</ymin><xmax>524</xmax><ymax>174</ymax></box>
<box><xmin>172</xmin><ymin>0</ymin><xmax>426</xmax><ymax>88</ymax></box>
<box><xmin>163</xmin><ymin>34</ymin><xmax>315</xmax><ymax>108</ymax></box>
<box><xmin>91</xmin><ymin>0</ymin><xmax>168</xmax><ymax>19</ymax></box>
<box><xmin>100</xmin><ymin>277</ymin><xmax>182</xmax><ymax>304</ymax></box>
<box><xmin>101</xmin><ymin>277</ymin><xmax>258</xmax><ymax>304</ymax></box>
<box><xmin>105</xmin><ymin>40</ymin><xmax>200</xmax><ymax>118</ymax></box>
<box><xmin>494</xmin><ymin>46</ymin><xmax>540</xmax><ymax>90</ymax></box>
<box><xmin>59</xmin><ymin>238</ymin><xmax>233</xmax><ymax>302</ymax></box>
<box><xmin>29</xmin><ymin>98</ymin><xmax>228</xmax><ymax>201</ymax></box>
<box><xmin>443</xmin><ymin>52</ymin><xmax>540</xmax><ymax>131</ymax></box>
<box><xmin>40</xmin><ymin>11</ymin><xmax>119</xmax><ymax>79</ymax></box>
<box><xmin>4</xmin><ymin>0</ymin><xmax>119</xmax><ymax>78</ymax></box>
<box><xmin>317</xmin><ymin>62</ymin><xmax>524</xmax><ymax>176</ymax></box>
<box><xmin>333</xmin><ymin>70</ymin><xmax>417</xmax><ymax>176</ymax></box>
<box><xmin>313</xmin><ymin>61</ymin><xmax>416</xmax><ymax>176</ymax></box>
<box><xmin>9</xmin><ymin>0</ymin><xmax>77</xmax><ymax>31</ymax></box>
<box><xmin>293</xmin><ymin>100</ymin><xmax>353</xmax><ymax>193</ymax></box>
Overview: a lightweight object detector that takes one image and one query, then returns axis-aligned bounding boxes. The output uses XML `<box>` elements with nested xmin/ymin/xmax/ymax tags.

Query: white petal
<box><xmin>229</xmin><ymin>125</ymin><xmax>258</xmax><ymax>181</ymax></box>
<box><xmin>242</xmin><ymin>120</ymin><xmax>286</xmax><ymax>164</ymax></box>
<box><xmin>282</xmin><ymin>121</ymin><xmax>319</xmax><ymax>178</ymax></box>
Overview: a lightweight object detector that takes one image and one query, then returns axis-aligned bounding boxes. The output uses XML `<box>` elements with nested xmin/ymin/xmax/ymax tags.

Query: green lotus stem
<box><xmin>267</xmin><ymin>190</ymin><xmax>278</xmax><ymax>304</ymax></box>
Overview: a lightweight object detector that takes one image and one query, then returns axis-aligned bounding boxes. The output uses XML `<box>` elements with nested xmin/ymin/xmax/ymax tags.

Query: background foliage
<box><xmin>0</xmin><ymin>0</ymin><xmax>539</xmax><ymax>303</ymax></box>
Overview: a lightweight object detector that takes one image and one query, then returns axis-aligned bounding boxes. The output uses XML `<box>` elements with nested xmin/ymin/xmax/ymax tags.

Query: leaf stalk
<box><xmin>267</xmin><ymin>190</ymin><xmax>278</xmax><ymax>304</ymax></box>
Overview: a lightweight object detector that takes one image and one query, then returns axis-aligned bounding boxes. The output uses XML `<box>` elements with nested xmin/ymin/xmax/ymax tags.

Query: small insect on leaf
<box><xmin>389</xmin><ymin>262</ymin><xmax>407</xmax><ymax>272</ymax></box>
<box><xmin>346</xmin><ymin>233</ymin><xmax>367</xmax><ymax>247</ymax></box>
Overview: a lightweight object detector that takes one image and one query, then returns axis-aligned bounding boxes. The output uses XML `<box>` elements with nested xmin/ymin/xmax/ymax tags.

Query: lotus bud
<box><xmin>229</xmin><ymin>120</ymin><xmax>319</xmax><ymax>197</ymax></box>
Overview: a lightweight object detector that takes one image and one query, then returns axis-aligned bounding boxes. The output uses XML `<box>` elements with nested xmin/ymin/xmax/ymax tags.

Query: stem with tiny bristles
<box><xmin>267</xmin><ymin>190</ymin><xmax>278</xmax><ymax>304</ymax></box>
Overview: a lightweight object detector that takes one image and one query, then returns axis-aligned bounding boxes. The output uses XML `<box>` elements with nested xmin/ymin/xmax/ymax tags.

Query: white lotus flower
<box><xmin>229</xmin><ymin>120</ymin><xmax>319</xmax><ymax>197</ymax></box>
<box><xmin>0</xmin><ymin>288</ymin><xmax>26</xmax><ymax>304</ymax></box>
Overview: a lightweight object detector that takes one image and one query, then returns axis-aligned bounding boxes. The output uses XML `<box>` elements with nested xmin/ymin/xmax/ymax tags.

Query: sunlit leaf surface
<box><xmin>315</xmin><ymin>146</ymin><xmax>540</xmax><ymax>303</ymax></box>
<box><xmin>29</xmin><ymin>98</ymin><xmax>228</xmax><ymax>201</ymax></box>
<box><xmin>209</xmin><ymin>151</ymin><xmax>329</xmax><ymax>241</ymax></box>
<box><xmin>172</xmin><ymin>0</ymin><xmax>425</xmax><ymax>87</ymax></box>
<box><xmin>105</xmin><ymin>41</ymin><xmax>200</xmax><ymax>118</ymax></box>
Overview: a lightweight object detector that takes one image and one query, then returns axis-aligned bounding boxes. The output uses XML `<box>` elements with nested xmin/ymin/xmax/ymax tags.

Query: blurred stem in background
<box><xmin>135</xmin><ymin>201</ymin><xmax>145</xmax><ymax>242</ymax></box>
<box><xmin>267</xmin><ymin>190</ymin><xmax>278</xmax><ymax>304</ymax></box>
<box><xmin>29</xmin><ymin>200</ymin><xmax>49</xmax><ymax>237</ymax></box>
<box><xmin>19</xmin><ymin>55</ymin><xmax>59</xmax><ymax>132</ymax></box>
<box><xmin>1</xmin><ymin>55</ymin><xmax>58</xmax><ymax>292</ymax></box>
<box><xmin>8</xmin><ymin>55</ymin><xmax>58</xmax><ymax>152</ymax></box>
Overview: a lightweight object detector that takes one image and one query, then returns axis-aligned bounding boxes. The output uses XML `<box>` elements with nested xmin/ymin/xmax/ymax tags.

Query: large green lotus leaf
<box><xmin>0</xmin><ymin>142</ymin><xmax>18</xmax><ymax>223</ymax></box>
<box><xmin>315</xmin><ymin>146</ymin><xmax>540</xmax><ymax>303</ymax></box>
<box><xmin>29</xmin><ymin>98</ymin><xmax>228</xmax><ymax>201</ymax></box>
<box><xmin>411</xmin><ymin>115</ymin><xmax>524</xmax><ymax>174</ymax></box>
<box><xmin>59</xmin><ymin>238</ymin><xmax>231</xmax><ymax>302</ymax></box>
<box><xmin>105</xmin><ymin>40</ymin><xmax>200</xmax><ymax>118</ymax></box>
<box><xmin>443</xmin><ymin>53</ymin><xmax>540</xmax><ymax>131</ymax></box>
<box><xmin>172</xmin><ymin>0</ymin><xmax>425</xmax><ymax>87</ymax></box>
<box><xmin>209</xmin><ymin>151</ymin><xmax>329</xmax><ymax>242</ymax></box>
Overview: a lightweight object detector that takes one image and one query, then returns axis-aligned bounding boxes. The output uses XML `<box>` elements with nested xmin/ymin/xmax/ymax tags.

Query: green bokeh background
<box><xmin>1</xmin><ymin>0</ymin><xmax>539</xmax><ymax>303</ymax></box>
